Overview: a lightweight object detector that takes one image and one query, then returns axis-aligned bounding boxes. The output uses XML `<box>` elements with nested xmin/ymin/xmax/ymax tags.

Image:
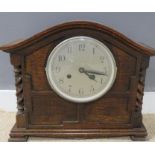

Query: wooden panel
<box><xmin>111</xmin><ymin>73</ymin><xmax>133</xmax><ymax>92</ymax></box>
<box><xmin>25</xmin><ymin>45</ymin><xmax>51</xmax><ymax>90</ymax></box>
<box><xmin>29</xmin><ymin>91</ymin><xmax>130</xmax><ymax>126</ymax></box>
<box><xmin>84</xmin><ymin>98</ymin><xmax>130</xmax><ymax>123</ymax></box>
<box><xmin>24</xmin><ymin>32</ymin><xmax>138</xmax><ymax>131</ymax></box>
<box><xmin>30</xmin><ymin>93</ymin><xmax>77</xmax><ymax>125</ymax></box>
<box><xmin>114</xmin><ymin>47</ymin><xmax>137</xmax><ymax>74</ymax></box>
<box><xmin>25</xmin><ymin>43</ymin><xmax>137</xmax><ymax>92</ymax></box>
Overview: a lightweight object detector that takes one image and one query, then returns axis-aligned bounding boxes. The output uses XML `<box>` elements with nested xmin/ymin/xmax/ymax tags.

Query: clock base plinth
<box><xmin>8</xmin><ymin>123</ymin><xmax>147</xmax><ymax>142</ymax></box>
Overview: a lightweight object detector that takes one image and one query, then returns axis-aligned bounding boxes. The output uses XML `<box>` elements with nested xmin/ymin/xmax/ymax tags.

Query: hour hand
<box><xmin>79</xmin><ymin>67</ymin><xmax>96</xmax><ymax>81</ymax></box>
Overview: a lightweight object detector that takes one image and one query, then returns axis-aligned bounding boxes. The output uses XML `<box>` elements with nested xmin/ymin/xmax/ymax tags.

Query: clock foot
<box><xmin>130</xmin><ymin>135</ymin><xmax>147</xmax><ymax>141</ymax></box>
<box><xmin>8</xmin><ymin>135</ymin><xmax>28</xmax><ymax>142</ymax></box>
<box><xmin>8</xmin><ymin>124</ymin><xmax>28</xmax><ymax>142</ymax></box>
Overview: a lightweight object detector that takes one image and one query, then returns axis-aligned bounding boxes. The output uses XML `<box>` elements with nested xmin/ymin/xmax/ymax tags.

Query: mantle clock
<box><xmin>0</xmin><ymin>21</ymin><xmax>155</xmax><ymax>142</ymax></box>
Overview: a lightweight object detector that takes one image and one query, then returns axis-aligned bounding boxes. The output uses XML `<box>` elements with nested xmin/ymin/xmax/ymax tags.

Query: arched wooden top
<box><xmin>0</xmin><ymin>21</ymin><xmax>155</xmax><ymax>56</ymax></box>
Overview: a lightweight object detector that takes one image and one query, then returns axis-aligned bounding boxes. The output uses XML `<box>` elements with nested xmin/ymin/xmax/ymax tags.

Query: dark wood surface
<box><xmin>0</xmin><ymin>21</ymin><xmax>155</xmax><ymax>141</ymax></box>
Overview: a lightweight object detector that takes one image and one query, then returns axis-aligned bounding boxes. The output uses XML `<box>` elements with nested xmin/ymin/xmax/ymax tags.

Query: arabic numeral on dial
<box><xmin>100</xmin><ymin>56</ymin><xmax>105</xmax><ymax>63</ymax></box>
<box><xmin>90</xmin><ymin>86</ymin><xmax>95</xmax><ymax>93</ymax></box>
<box><xmin>100</xmin><ymin>78</ymin><xmax>103</xmax><ymax>84</ymax></box>
<box><xmin>68</xmin><ymin>46</ymin><xmax>72</xmax><ymax>53</ymax></box>
<box><xmin>79</xmin><ymin>44</ymin><xmax>85</xmax><ymax>51</ymax></box>
<box><xmin>58</xmin><ymin>55</ymin><xmax>66</xmax><ymax>62</ymax></box>
<box><xmin>58</xmin><ymin>79</ymin><xmax>64</xmax><ymax>84</ymax></box>
<box><xmin>68</xmin><ymin>85</ymin><xmax>72</xmax><ymax>93</ymax></box>
<box><xmin>55</xmin><ymin>66</ymin><xmax>61</xmax><ymax>73</ymax></box>
<box><xmin>79</xmin><ymin>88</ymin><xmax>84</xmax><ymax>95</ymax></box>
<box><xmin>93</xmin><ymin>48</ymin><xmax>95</xmax><ymax>55</ymax></box>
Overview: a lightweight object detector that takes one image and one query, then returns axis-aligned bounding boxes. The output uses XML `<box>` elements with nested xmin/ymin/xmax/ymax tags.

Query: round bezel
<box><xmin>45</xmin><ymin>36</ymin><xmax>117</xmax><ymax>103</ymax></box>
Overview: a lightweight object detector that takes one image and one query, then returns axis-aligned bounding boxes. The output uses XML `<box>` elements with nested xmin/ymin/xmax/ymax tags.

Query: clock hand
<box><xmin>84</xmin><ymin>69</ymin><xmax>107</xmax><ymax>76</ymax></box>
<box><xmin>79</xmin><ymin>67</ymin><xmax>106</xmax><ymax>76</ymax></box>
<box><xmin>79</xmin><ymin>67</ymin><xmax>96</xmax><ymax>81</ymax></box>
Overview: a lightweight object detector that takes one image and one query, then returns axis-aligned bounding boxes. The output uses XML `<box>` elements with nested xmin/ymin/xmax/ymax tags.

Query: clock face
<box><xmin>46</xmin><ymin>36</ymin><xmax>117</xmax><ymax>103</ymax></box>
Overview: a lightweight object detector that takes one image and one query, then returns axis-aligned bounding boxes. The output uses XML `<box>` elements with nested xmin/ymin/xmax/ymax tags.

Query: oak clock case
<box><xmin>0</xmin><ymin>21</ymin><xmax>155</xmax><ymax>142</ymax></box>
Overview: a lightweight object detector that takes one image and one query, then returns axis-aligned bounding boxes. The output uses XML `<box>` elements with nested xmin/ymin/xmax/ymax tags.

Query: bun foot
<box><xmin>8</xmin><ymin>136</ymin><xmax>28</xmax><ymax>142</ymax></box>
<box><xmin>130</xmin><ymin>135</ymin><xmax>147</xmax><ymax>141</ymax></box>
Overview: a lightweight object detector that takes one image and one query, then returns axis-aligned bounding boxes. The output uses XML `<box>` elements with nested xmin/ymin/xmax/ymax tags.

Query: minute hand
<box><xmin>85</xmin><ymin>69</ymin><xmax>107</xmax><ymax>76</ymax></box>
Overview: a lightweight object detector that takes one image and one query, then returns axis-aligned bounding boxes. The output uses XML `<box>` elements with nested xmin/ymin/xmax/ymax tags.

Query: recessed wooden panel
<box><xmin>29</xmin><ymin>90</ymin><xmax>130</xmax><ymax>126</ymax></box>
<box><xmin>114</xmin><ymin>47</ymin><xmax>137</xmax><ymax>74</ymax></box>
<box><xmin>84</xmin><ymin>98</ymin><xmax>130</xmax><ymax>123</ymax></box>
<box><xmin>25</xmin><ymin>45</ymin><xmax>51</xmax><ymax>90</ymax></box>
<box><xmin>30</xmin><ymin>93</ymin><xmax>78</xmax><ymax>125</ymax></box>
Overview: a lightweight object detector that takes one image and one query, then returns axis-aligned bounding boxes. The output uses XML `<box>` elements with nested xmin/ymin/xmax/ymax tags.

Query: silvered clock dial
<box><xmin>46</xmin><ymin>36</ymin><xmax>117</xmax><ymax>103</ymax></box>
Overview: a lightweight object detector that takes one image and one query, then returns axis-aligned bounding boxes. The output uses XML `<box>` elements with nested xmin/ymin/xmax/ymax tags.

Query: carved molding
<box><xmin>14</xmin><ymin>65</ymin><xmax>24</xmax><ymax>114</ymax></box>
<box><xmin>136</xmin><ymin>68</ymin><xmax>145</xmax><ymax>112</ymax></box>
<box><xmin>133</xmin><ymin>62</ymin><xmax>147</xmax><ymax>127</ymax></box>
<box><xmin>0</xmin><ymin>22</ymin><xmax>155</xmax><ymax>56</ymax></box>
